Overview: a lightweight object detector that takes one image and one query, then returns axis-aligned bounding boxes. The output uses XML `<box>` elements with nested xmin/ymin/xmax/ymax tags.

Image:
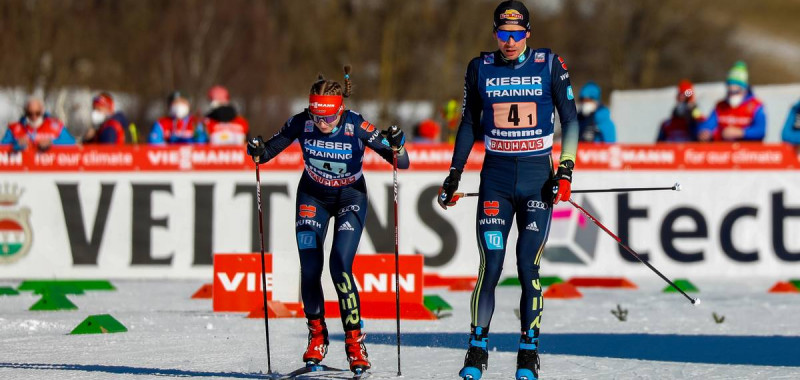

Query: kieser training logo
<box><xmin>500</xmin><ymin>9</ymin><xmax>523</xmax><ymax>20</ymax></box>
<box><xmin>543</xmin><ymin>197</ymin><xmax>599</xmax><ymax>265</ymax></box>
<box><xmin>0</xmin><ymin>183</ymin><xmax>32</xmax><ymax>264</ymax></box>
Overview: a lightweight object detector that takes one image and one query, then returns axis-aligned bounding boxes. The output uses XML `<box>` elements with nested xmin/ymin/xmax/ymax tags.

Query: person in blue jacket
<box><xmin>577</xmin><ymin>81</ymin><xmax>616</xmax><ymax>143</ymax></box>
<box><xmin>246</xmin><ymin>66</ymin><xmax>408</xmax><ymax>376</ymax></box>
<box><xmin>781</xmin><ymin>99</ymin><xmax>800</xmax><ymax>146</ymax></box>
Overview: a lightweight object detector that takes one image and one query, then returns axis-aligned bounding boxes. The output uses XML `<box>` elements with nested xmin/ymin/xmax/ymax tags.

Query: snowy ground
<box><xmin>1</xmin><ymin>278</ymin><xmax>800</xmax><ymax>379</ymax></box>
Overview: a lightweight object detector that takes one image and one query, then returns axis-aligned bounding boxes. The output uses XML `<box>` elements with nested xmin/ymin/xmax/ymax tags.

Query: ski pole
<box><xmin>567</xmin><ymin>198</ymin><xmax>700</xmax><ymax>305</ymax></box>
<box><xmin>390</xmin><ymin>126</ymin><xmax>402</xmax><ymax>376</ymax></box>
<box><xmin>449</xmin><ymin>183</ymin><xmax>681</xmax><ymax>202</ymax></box>
<box><xmin>254</xmin><ymin>156</ymin><xmax>273</xmax><ymax>374</ymax></box>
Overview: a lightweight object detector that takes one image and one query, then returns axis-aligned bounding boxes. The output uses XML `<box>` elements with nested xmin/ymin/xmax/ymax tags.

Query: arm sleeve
<box><xmin>698</xmin><ymin>110</ymin><xmax>718</xmax><ymax>134</ymax></box>
<box><xmin>594</xmin><ymin>108</ymin><xmax>616</xmax><ymax>143</ymax></box>
<box><xmin>550</xmin><ymin>53</ymin><xmax>579</xmax><ymax>163</ymax></box>
<box><xmin>52</xmin><ymin>125</ymin><xmax>76</xmax><ymax>145</ymax></box>
<box><xmin>358</xmin><ymin>118</ymin><xmax>410</xmax><ymax>169</ymax></box>
<box><xmin>148</xmin><ymin>122</ymin><xmax>166</xmax><ymax>144</ymax></box>
<box><xmin>259</xmin><ymin>115</ymin><xmax>303</xmax><ymax>162</ymax></box>
<box><xmin>449</xmin><ymin>58</ymin><xmax>483</xmax><ymax>171</ymax></box>
<box><xmin>742</xmin><ymin>105</ymin><xmax>766</xmax><ymax>140</ymax></box>
<box><xmin>782</xmin><ymin>104</ymin><xmax>800</xmax><ymax>144</ymax></box>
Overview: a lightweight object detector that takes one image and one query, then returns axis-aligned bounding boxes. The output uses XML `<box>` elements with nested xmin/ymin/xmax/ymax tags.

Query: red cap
<box><xmin>308</xmin><ymin>94</ymin><xmax>343</xmax><ymax>116</ymax></box>
<box><xmin>417</xmin><ymin>119</ymin><xmax>441</xmax><ymax>140</ymax></box>
<box><xmin>678</xmin><ymin>79</ymin><xmax>694</xmax><ymax>101</ymax></box>
<box><xmin>207</xmin><ymin>85</ymin><xmax>230</xmax><ymax>102</ymax></box>
<box><xmin>92</xmin><ymin>93</ymin><xmax>114</xmax><ymax>111</ymax></box>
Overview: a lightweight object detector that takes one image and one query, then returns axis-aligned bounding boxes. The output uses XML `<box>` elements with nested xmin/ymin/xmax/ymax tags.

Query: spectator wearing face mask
<box><xmin>577</xmin><ymin>81</ymin><xmax>616</xmax><ymax>143</ymax></box>
<box><xmin>657</xmin><ymin>80</ymin><xmax>705</xmax><ymax>142</ymax></box>
<box><xmin>698</xmin><ymin>61</ymin><xmax>765</xmax><ymax>142</ymax></box>
<box><xmin>204</xmin><ymin>85</ymin><xmax>249</xmax><ymax>145</ymax></box>
<box><xmin>1</xmin><ymin>97</ymin><xmax>75</xmax><ymax>152</ymax></box>
<box><xmin>84</xmin><ymin>92</ymin><xmax>126</xmax><ymax>144</ymax></box>
<box><xmin>781</xmin><ymin>97</ymin><xmax>800</xmax><ymax>147</ymax></box>
<box><xmin>148</xmin><ymin>91</ymin><xmax>208</xmax><ymax>144</ymax></box>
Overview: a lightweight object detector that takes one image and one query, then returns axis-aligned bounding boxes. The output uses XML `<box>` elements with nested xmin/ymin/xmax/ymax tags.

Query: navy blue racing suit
<box><xmin>256</xmin><ymin>110</ymin><xmax>409</xmax><ymax>330</ymax></box>
<box><xmin>450</xmin><ymin>47</ymin><xmax>579</xmax><ymax>334</ymax></box>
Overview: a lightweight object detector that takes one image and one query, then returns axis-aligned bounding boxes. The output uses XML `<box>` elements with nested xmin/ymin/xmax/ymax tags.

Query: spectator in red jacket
<box><xmin>698</xmin><ymin>61</ymin><xmax>766</xmax><ymax>142</ymax></box>
<box><xmin>148</xmin><ymin>91</ymin><xmax>208</xmax><ymax>144</ymax></box>
<box><xmin>84</xmin><ymin>92</ymin><xmax>126</xmax><ymax>144</ymax></box>
<box><xmin>204</xmin><ymin>85</ymin><xmax>249</xmax><ymax>145</ymax></box>
<box><xmin>657</xmin><ymin>80</ymin><xmax>705</xmax><ymax>142</ymax></box>
<box><xmin>1</xmin><ymin>97</ymin><xmax>75</xmax><ymax>152</ymax></box>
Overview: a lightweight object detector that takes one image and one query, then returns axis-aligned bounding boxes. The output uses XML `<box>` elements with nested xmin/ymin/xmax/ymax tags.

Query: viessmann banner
<box><xmin>1</xmin><ymin>144</ymin><xmax>799</xmax><ymax>285</ymax></box>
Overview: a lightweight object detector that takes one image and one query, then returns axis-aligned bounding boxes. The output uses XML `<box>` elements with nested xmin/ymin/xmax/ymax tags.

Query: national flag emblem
<box><xmin>483</xmin><ymin>201</ymin><xmax>500</xmax><ymax>217</ymax></box>
<box><xmin>0</xmin><ymin>183</ymin><xmax>32</xmax><ymax>264</ymax></box>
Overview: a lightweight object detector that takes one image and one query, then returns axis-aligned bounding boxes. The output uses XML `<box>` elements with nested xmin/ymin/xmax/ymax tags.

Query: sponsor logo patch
<box><xmin>484</xmin><ymin>231</ymin><xmax>504</xmax><ymax>250</ymax></box>
<box><xmin>527</xmin><ymin>200</ymin><xmax>548</xmax><ymax>211</ymax></box>
<box><xmin>526</xmin><ymin>221</ymin><xmax>539</xmax><ymax>232</ymax></box>
<box><xmin>297</xmin><ymin>231</ymin><xmax>316</xmax><ymax>250</ymax></box>
<box><xmin>567</xmin><ymin>86</ymin><xmax>574</xmax><ymax>100</ymax></box>
<box><xmin>299</xmin><ymin>204</ymin><xmax>317</xmax><ymax>218</ymax></box>
<box><xmin>558</xmin><ymin>56</ymin><xmax>568</xmax><ymax>70</ymax></box>
<box><xmin>345</xmin><ymin>123</ymin><xmax>354</xmax><ymax>136</ymax></box>
<box><xmin>338</xmin><ymin>205</ymin><xmax>361</xmax><ymax>215</ymax></box>
<box><xmin>360</xmin><ymin>121</ymin><xmax>375</xmax><ymax>133</ymax></box>
<box><xmin>535</xmin><ymin>52</ymin><xmax>546</xmax><ymax>63</ymax></box>
<box><xmin>304</xmin><ymin>120</ymin><xmax>314</xmax><ymax>132</ymax></box>
<box><xmin>483</xmin><ymin>201</ymin><xmax>500</xmax><ymax>216</ymax></box>
<box><xmin>483</xmin><ymin>53</ymin><xmax>495</xmax><ymax>65</ymax></box>
<box><xmin>500</xmin><ymin>9</ymin><xmax>523</xmax><ymax>20</ymax></box>
<box><xmin>338</xmin><ymin>221</ymin><xmax>355</xmax><ymax>231</ymax></box>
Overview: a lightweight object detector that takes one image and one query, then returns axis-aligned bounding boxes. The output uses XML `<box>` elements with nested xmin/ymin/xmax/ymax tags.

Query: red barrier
<box><xmin>212</xmin><ymin>253</ymin><xmax>273</xmax><ymax>312</ymax></box>
<box><xmin>190</xmin><ymin>283</ymin><xmax>213</xmax><ymax>299</ymax></box>
<box><xmin>2</xmin><ymin>143</ymin><xmax>797</xmax><ymax>172</ymax></box>
<box><xmin>543</xmin><ymin>283</ymin><xmax>582</xmax><ymax>299</ymax></box>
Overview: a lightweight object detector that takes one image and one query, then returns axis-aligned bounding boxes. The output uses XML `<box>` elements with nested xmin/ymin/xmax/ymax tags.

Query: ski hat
<box><xmin>493</xmin><ymin>1</ymin><xmax>530</xmax><ymax>31</ymax></box>
<box><xmin>207</xmin><ymin>85</ymin><xmax>230</xmax><ymax>103</ymax></box>
<box><xmin>579</xmin><ymin>81</ymin><xmax>602</xmax><ymax>101</ymax></box>
<box><xmin>677</xmin><ymin>79</ymin><xmax>695</xmax><ymax>102</ymax></box>
<box><xmin>92</xmin><ymin>92</ymin><xmax>114</xmax><ymax>111</ymax></box>
<box><xmin>726</xmin><ymin>61</ymin><xmax>749</xmax><ymax>88</ymax></box>
<box><xmin>167</xmin><ymin>91</ymin><xmax>187</xmax><ymax>106</ymax></box>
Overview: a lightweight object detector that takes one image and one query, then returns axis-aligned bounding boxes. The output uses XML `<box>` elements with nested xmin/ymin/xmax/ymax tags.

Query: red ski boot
<box><xmin>302</xmin><ymin>318</ymin><xmax>329</xmax><ymax>365</ymax></box>
<box><xmin>344</xmin><ymin>329</ymin><xmax>371</xmax><ymax>373</ymax></box>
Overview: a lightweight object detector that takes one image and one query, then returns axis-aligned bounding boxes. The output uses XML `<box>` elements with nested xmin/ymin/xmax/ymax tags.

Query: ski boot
<box><xmin>302</xmin><ymin>318</ymin><xmax>329</xmax><ymax>366</ymax></box>
<box><xmin>458</xmin><ymin>326</ymin><xmax>489</xmax><ymax>380</ymax></box>
<box><xmin>344</xmin><ymin>328</ymin><xmax>371</xmax><ymax>375</ymax></box>
<box><xmin>515</xmin><ymin>329</ymin><xmax>540</xmax><ymax>380</ymax></box>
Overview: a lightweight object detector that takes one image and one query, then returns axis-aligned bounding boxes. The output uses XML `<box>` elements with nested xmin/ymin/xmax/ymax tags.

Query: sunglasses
<box><xmin>308</xmin><ymin>108</ymin><xmax>341</xmax><ymax>124</ymax></box>
<box><xmin>26</xmin><ymin>111</ymin><xmax>43</xmax><ymax>117</ymax></box>
<box><xmin>496</xmin><ymin>30</ymin><xmax>527</xmax><ymax>42</ymax></box>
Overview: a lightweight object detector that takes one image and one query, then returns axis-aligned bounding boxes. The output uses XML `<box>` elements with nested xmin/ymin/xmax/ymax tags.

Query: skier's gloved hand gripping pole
<box><xmin>246</xmin><ymin>135</ymin><xmax>273</xmax><ymax>374</ymax></box>
<box><xmin>385</xmin><ymin>125</ymin><xmax>404</xmax><ymax>376</ymax></box>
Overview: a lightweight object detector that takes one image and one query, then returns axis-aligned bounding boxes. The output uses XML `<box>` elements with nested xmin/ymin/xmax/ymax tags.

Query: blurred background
<box><xmin>2</xmin><ymin>0</ymin><xmax>800</xmax><ymax>142</ymax></box>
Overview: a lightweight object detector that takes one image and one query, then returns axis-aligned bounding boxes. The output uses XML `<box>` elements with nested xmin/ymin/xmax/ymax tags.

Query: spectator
<box><xmin>577</xmin><ymin>81</ymin><xmax>616</xmax><ymax>143</ymax></box>
<box><xmin>698</xmin><ymin>61</ymin><xmax>766</xmax><ymax>142</ymax></box>
<box><xmin>657</xmin><ymin>79</ymin><xmax>705</xmax><ymax>142</ymax></box>
<box><xmin>782</xmin><ymin>98</ymin><xmax>800</xmax><ymax>146</ymax></box>
<box><xmin>1</xmin><ymin>97</ymin><xmax>75</xmax><ymax>152</ymax></box>
<box><xmin>84</xmin><ymin>92</ymin><xmax>126</xmax><ymax>144</ymax></box>
<box><xmin>412</xmin><ymin>119</ymin><xmax>441</xmax><ymax>143</ymax></box>
<box><xmin>204</xmin><ymin>85</ymin><xmax>249</xmax><ymax>145</ymax></box>
<box><xmin>148</xmin><ymin>91</ymin><xmax>207</xmax><ymax>144</ymax></box>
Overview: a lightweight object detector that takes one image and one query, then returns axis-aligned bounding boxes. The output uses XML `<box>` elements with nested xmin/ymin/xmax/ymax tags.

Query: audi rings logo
<box><xmin>338</xmin><ymin>205</ymin><xmax>360</xmax><ymax>215</ymax></box>
<box><xmin>527</xmin><ymin>200</ymin><xmax>548</xmax><ymax>211</ymax></box>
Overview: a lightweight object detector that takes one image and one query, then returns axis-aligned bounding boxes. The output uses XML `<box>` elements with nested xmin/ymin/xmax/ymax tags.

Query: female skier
<box><xmin>246</xmin><ymin>66</ymin><xmax>408</xmax><ymax>375</ymax></box>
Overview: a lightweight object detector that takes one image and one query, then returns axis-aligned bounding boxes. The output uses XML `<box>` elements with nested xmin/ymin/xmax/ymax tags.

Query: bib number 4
<box><xmin>493</xmin><ymin>102</ymin><xmax>537</xmax><ymax>128</ymax></box>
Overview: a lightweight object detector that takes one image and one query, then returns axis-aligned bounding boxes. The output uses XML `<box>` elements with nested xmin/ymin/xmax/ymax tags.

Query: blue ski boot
<box><xmin>458</xmin><ymin>326</ymin><xmax>489</xmax><ymax>380</ymax></box>
<box><xmin>515</xmin><ymin>329</ymin><xmax>540</xmax><ymax>380</ymax></box>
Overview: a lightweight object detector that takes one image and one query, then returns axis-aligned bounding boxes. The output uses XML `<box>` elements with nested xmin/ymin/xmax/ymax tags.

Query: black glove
<box><xmin>437</xmin><ymin>168</ymin><xmax>462</xmax><ymax>210</ymax></box>
<box><xmin>384</xmin><ymin>125</ymin><xmax>405</xmax><ymax>149</ymax></box>
<box><xmin>246</xmin><ymin>135</ymin><xmax>266</xmax><ymax>163</ymax></box>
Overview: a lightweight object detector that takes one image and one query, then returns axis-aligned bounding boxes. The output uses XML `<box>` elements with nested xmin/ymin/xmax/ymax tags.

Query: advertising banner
<box><xmin>1</xmin><ymin>144</ymin><xmax>799</xmax><ymax>294</ymax></box>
